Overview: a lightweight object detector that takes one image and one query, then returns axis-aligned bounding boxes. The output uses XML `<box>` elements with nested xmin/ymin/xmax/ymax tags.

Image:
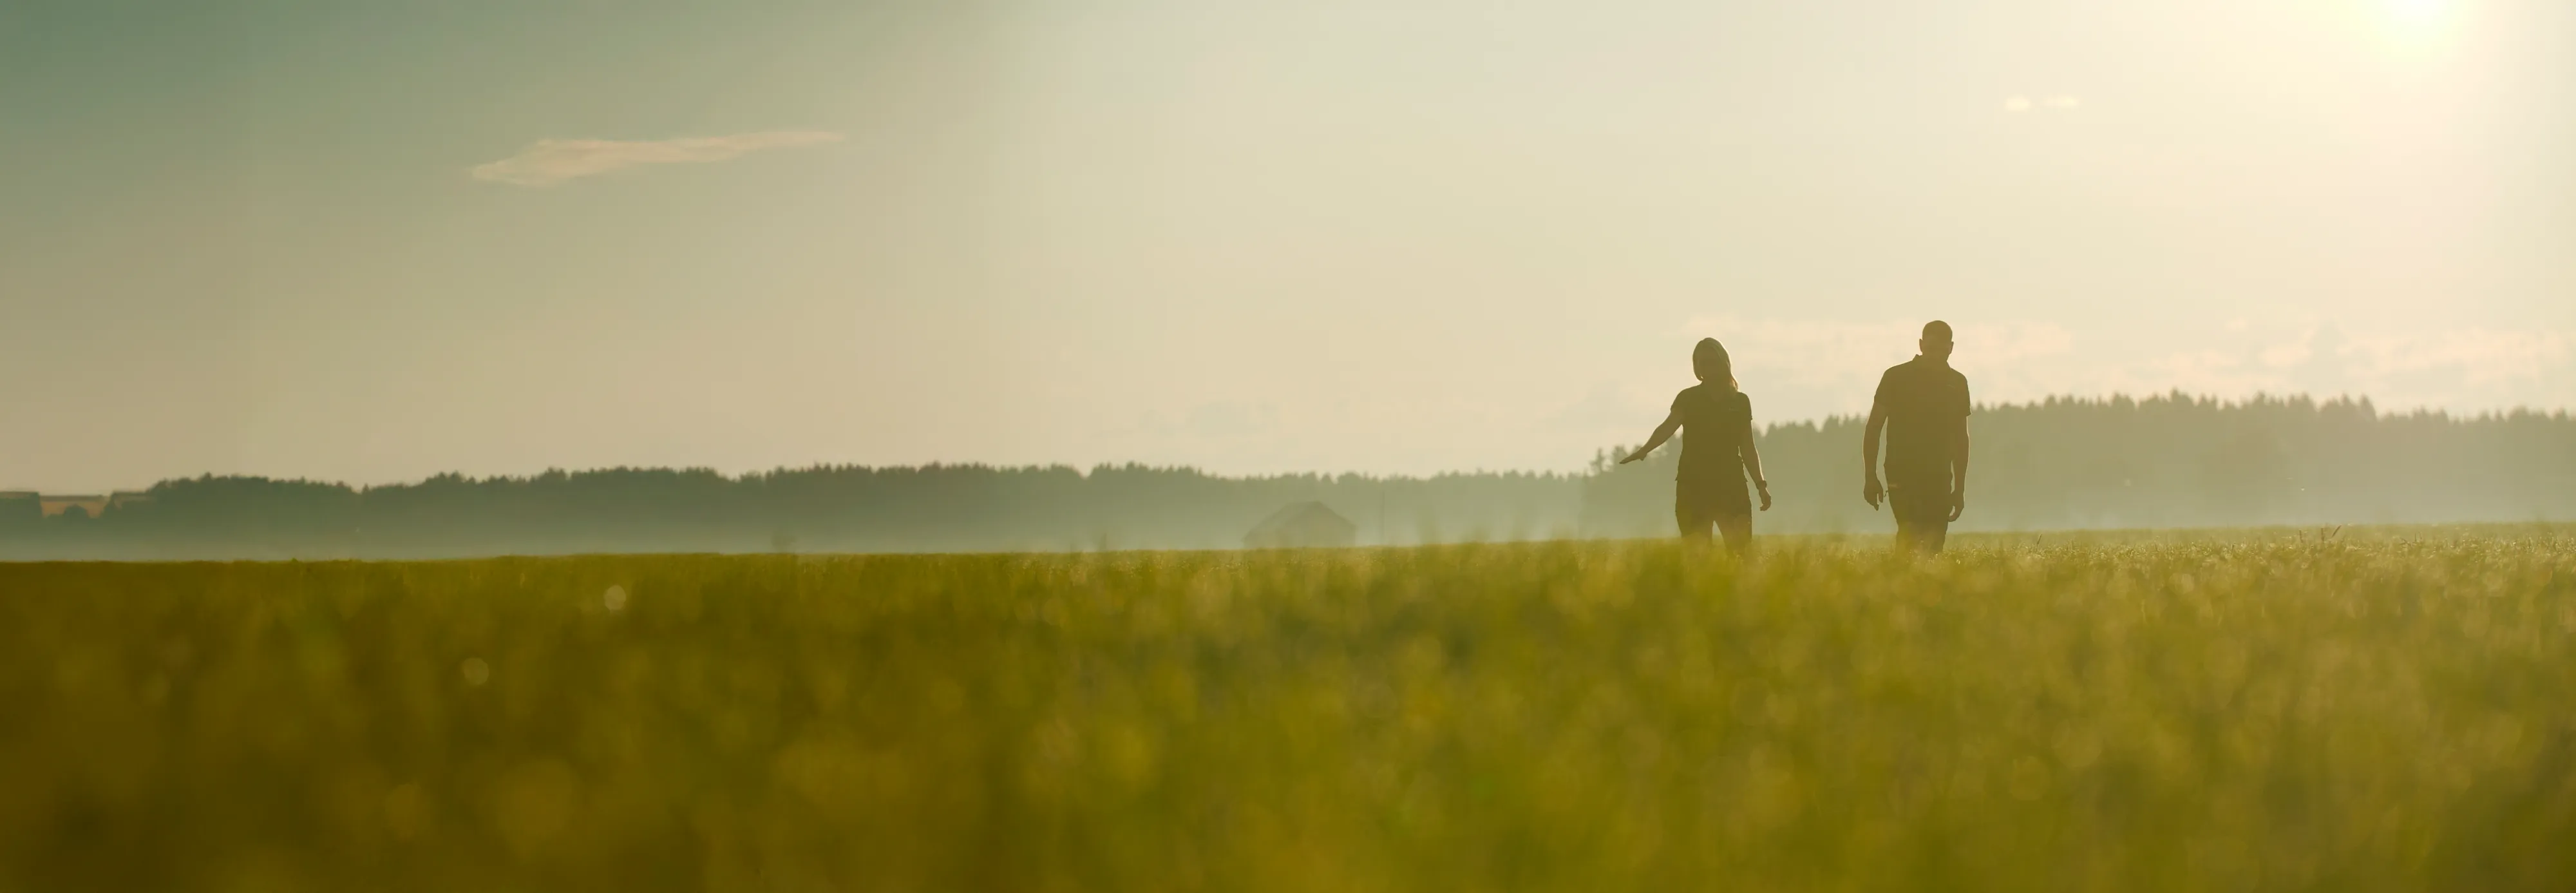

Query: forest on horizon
<box><xmin>3</xmin><ymin>392</ymin><xmax>2569</xmax><ymax>560</ymax></box>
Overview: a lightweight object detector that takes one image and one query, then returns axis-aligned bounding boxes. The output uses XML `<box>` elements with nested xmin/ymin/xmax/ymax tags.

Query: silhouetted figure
<box><xmin>1620</xmin><ymin>338</ymin><xmax>1771</xmax><ymax>553</ymax></box>
<box><xmin>1862</xmin><ymin>321</ymin><xmax>1972</xmax><ymax>553</ymax></box>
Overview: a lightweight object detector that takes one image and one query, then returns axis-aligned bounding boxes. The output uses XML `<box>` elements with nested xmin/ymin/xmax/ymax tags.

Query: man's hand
<box><xmin>1947</xmin><ymin>489</ymin><xmax>1965</xmax><ymax>522</ymax></box>
<box><xmin>1617</xmin><ymin>450</ymin><xmax>1645</xmax><ymax>465</ymax></box>
<box><xmin>1756</xmin><ymin>482</ymin><xmax>1773</xmax><ymax>512</ymax></box>
<box><xmin>1863</xmin><ymin>477</ymin><xmax>1884</xmax><ymax>510</ymax></box>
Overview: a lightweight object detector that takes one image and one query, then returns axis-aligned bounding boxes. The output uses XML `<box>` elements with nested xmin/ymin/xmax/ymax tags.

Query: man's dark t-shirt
<box><xmin>1873</xmin><ymin>357</ymin><xmax>1971</xmax><ymax>488</ymax></box>
<box><xmin>1672</xmin><ymin>383</ymin><xmax>1752</xmax><ymax>483</ymax></box>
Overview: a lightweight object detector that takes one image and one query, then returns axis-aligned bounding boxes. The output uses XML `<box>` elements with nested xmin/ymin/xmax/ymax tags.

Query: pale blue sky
<box><xmin>4</xmin><ymin>0</ymin><xmax>2570</xmax><ymax>490</ymax></box>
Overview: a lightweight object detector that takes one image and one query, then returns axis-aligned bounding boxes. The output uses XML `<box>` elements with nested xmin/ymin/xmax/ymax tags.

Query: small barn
<box><xmin>1243</xmin><ymin>501</ymin><xmax>1358</xmax><ymax>550</ymax></box>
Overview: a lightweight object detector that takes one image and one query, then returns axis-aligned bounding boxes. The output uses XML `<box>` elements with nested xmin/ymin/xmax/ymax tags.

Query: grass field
<box><xmin>6</xmin><ymin>526</ymin><xmax>2574</xmax><ymax>892</ymax></box>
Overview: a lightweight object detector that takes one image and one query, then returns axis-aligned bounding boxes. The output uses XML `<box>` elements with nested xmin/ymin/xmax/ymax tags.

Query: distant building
<box><xmin>1244</xmin><ymin>501</ymin><xmax>1358</xmax><ymax>550</ymax></box>
<box><xmin>0</xmin><ymin>490</ymin><xmax>154</xmax><ymax>522</ymax></box>
<box><xmin>40</xmin><ymin>495</ymin><xmax>109</xmax><ymax>520</ymax></box>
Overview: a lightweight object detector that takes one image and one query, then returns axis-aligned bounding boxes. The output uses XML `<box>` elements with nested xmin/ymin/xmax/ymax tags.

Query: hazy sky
<box><xmin>5</xmin><ymin>0</ymin><xmax>2571</xmax><ymax>490</ymax></box>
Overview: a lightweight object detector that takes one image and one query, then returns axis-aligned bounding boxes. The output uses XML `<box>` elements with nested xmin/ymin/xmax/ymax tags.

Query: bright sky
<box><xmin>4</xmin><ymin>0</ymin><xmax>2571</xmax><ymax>490</ymax></box>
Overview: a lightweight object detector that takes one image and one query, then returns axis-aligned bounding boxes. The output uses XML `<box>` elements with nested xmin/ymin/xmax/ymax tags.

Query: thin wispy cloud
<box><xmin>1680</xmin><ymin>314</ymin><xmax>2077</xmax><ymax>396</ymax></box>
<box><xmin>2003</xmin><ymin>95</ymin><xmax>2081</xmax><ymax>113</ymax></box>
<box><xmin>1671</xmin><ymin>315</ymin><xmax>2576</xmax><ymax>419</ymax></box>
<box><xmin>2342</xmin><ymin>328</ymin><xmax>2570</xmax><ymax>384</ymax></box>
<box><xmin>470</xmin><ymin>131</ymin><xmax>844</xmax><ymax>187</ymax></box>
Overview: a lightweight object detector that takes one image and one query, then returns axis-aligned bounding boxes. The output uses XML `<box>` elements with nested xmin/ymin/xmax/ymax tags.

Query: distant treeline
<box><xmin>0</xmin><ymin>465</ymin><xmax>1580</xmax><ymax>560</ymax></box>
<box><xmin>3</xmin><ymin>393</ymin><xmax>2570</xmax><ymax>559</ymax></box>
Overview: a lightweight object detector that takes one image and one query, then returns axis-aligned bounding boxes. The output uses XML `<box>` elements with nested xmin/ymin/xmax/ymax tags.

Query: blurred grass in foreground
<box><xmin>5</xmin><ymin>526</ymin><xmax>2573</xmax><ymax>892</ymax></box>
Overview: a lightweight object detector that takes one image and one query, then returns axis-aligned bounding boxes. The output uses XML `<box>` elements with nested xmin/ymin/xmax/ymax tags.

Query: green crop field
<box><xmin>6</xmin><ymin>526</ymin><xmax>2573</xmax><ymax>892</ymax></box>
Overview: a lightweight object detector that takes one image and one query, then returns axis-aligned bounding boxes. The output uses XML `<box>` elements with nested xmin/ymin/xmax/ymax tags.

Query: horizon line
<box><xmin>6</xmin><ymin>390</ymin><xmax>2568</xmax><ymax>496</ymax></box>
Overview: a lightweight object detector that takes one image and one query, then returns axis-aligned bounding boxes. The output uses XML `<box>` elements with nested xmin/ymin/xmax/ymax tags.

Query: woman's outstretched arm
<box><xmin>1618</xmin><ymin>410</ymin><xmax>1683</xmax><ymax>464</ymax></box>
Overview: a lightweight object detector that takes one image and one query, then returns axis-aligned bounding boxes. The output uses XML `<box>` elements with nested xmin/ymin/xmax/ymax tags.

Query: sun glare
<box><xmin>2378</xmin><ymin>0</ymin><xmax>2459</xmax><ymax>53</ymax></box>
<box><xmin>2385</xmin><ymin>0</ymin><xmax>2447</xmax><ymax>28</ymax></box>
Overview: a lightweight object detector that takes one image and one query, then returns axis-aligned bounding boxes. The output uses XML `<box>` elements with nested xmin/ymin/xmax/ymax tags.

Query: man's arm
<box><xmin>1861</xmin><ymin>405</ymin><xmax>1886</xmax><ymax>509</ymax></box>
<box><xmin>1620</xmin><ymin>410</ymin><xmax>1683</xmax><ymax>464</ymax></box>
<box><xmin>1947</xmin><ymin>416</ymin><xmax>1971</xmax><ymax>522</ymax></box>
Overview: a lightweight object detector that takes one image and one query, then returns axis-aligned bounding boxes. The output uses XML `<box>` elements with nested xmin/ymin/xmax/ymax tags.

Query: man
<box><xmin>1862</xmin><ymin>321</ymin><xmax>1971</xmax><ymax>553</ymax></box>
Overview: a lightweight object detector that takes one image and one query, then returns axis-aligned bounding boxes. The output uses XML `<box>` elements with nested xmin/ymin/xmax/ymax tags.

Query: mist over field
<box><xmin>6</xmin><ymin>393</ymin><xmax>2568</xmax><ymax>560</ymax></box>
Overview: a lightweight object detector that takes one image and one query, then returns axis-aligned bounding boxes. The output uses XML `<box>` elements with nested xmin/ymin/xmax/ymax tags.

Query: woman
<box><xmin>1618</xmin><ymin>338</ymin><xmax>1771</xmax><ymax>553</ymax></box>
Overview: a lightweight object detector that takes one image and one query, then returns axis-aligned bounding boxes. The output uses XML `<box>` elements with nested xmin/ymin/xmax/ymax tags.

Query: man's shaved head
<box><xmin>1920</xmin><ymin>320</ymin><xmax>1955</xmax><ymax>363</ymax></box>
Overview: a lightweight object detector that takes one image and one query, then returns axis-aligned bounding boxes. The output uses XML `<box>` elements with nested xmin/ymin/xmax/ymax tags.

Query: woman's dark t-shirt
<box><xmin>1672</xmin><ymin>384</ymin><xmax>1752</xmax><ymax>483</ymax></box>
